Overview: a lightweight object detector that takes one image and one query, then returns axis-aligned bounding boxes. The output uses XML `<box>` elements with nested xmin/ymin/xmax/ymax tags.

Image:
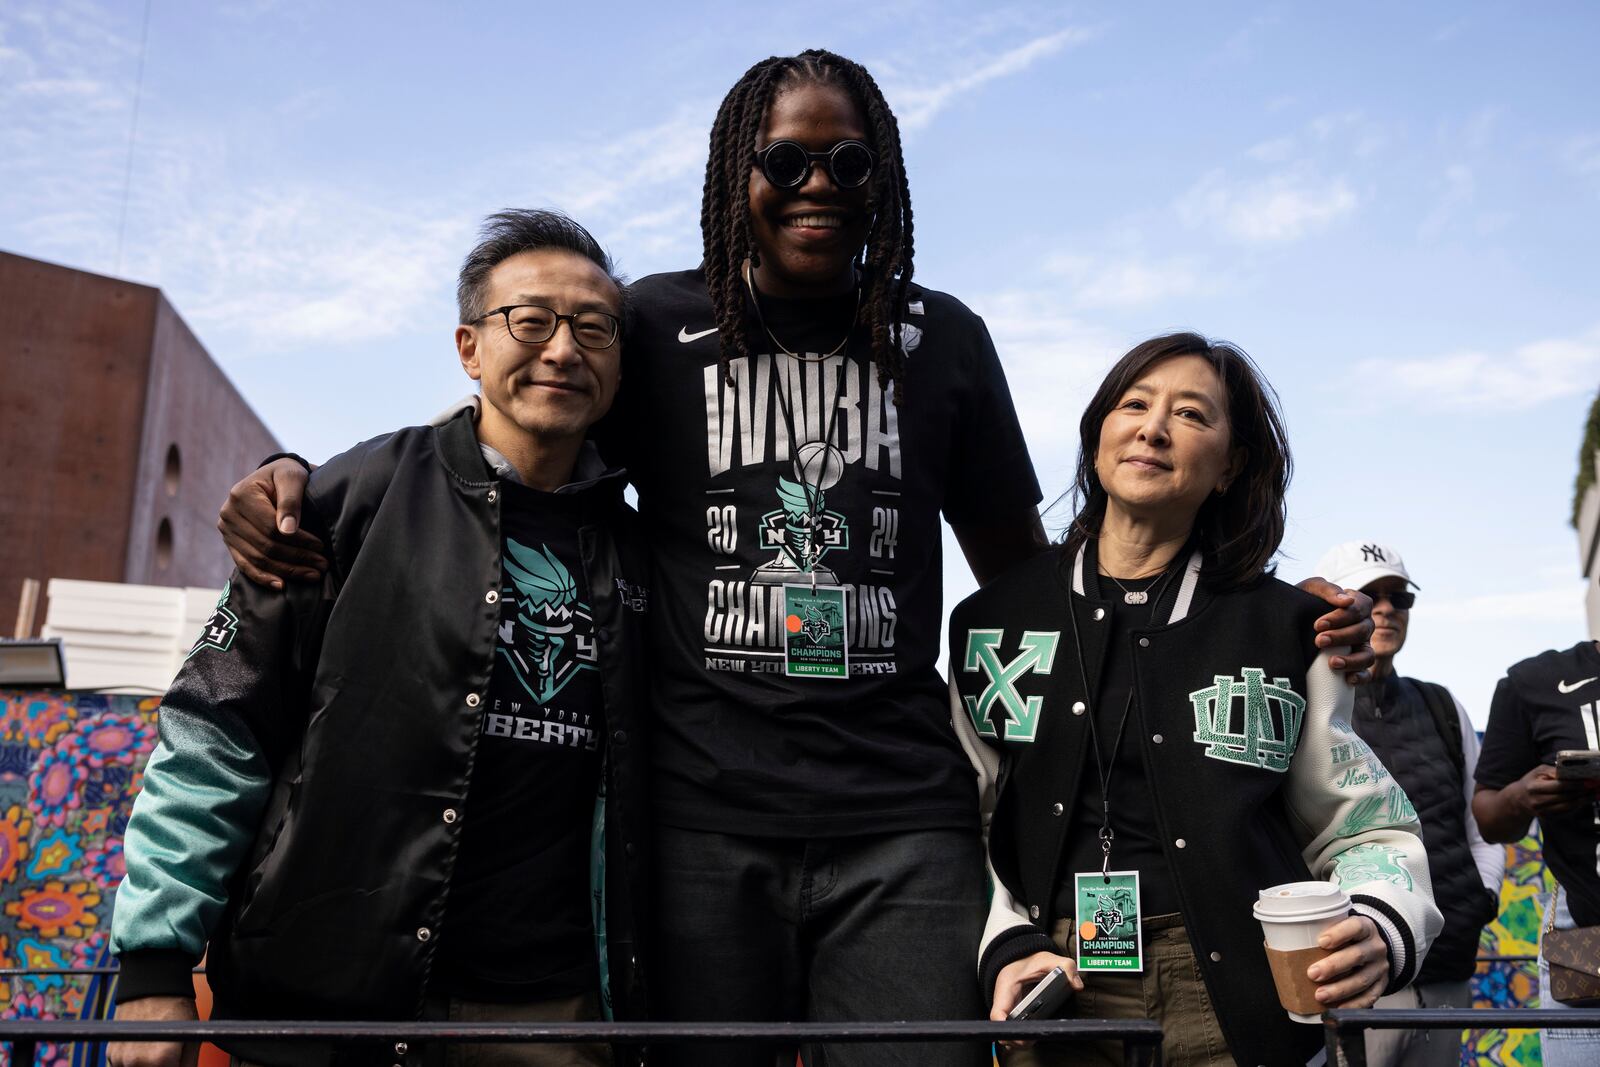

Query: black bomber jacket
<box><xmin>112</xmin><ymin>411</ymin><xmax>652</xmax><ymax>1065</ymax></box>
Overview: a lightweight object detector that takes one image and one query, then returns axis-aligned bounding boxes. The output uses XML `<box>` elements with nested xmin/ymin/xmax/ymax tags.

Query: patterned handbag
<box><xmin>1543</xmin><ymin>917</ymin><xmax>1600</xmax><ymax>1006</ymax></box>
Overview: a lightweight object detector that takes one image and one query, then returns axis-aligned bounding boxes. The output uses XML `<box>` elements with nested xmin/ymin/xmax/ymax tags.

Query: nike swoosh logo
<box><xmin>678</xmin><ymin>326</ymin><xmax>718</xmax><ymax>343</ymax></box>
<box><xmin>1558</xmin><ymin>677</ymin><xmax>1597</xmax><ymax>694</ymax></box>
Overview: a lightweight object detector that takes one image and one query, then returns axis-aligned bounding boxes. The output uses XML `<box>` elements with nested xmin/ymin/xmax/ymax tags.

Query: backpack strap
<box><xmin>1411</xmin><ymin>678</ymin><xmax>1465</xmax><ymax>775</ymax></box>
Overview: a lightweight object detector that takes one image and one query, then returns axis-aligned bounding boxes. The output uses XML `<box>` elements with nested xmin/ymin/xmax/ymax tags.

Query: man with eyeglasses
<box><xmin>108</xmin><ymin>210</ymin><xmax>649</xmax><ymax>1067</ymax></box>
<box><xmin>1314</xmin><ymin>540</ymin><xmax>1503</xmax><ymax>1067</ymax></box>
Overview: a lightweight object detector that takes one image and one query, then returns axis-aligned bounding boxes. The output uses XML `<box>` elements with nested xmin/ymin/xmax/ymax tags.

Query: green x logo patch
<box><xmin>962</xmin><ymin>629</ymin><xmax>1060</xmax><ymax>742</ymax></box>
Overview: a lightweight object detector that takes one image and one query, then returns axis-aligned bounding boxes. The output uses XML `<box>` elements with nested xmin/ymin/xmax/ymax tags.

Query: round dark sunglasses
<box><xmin>1371</xmin><ymin>590</ymin><xmax>1416</xmax><ymax>610</ymax></box>
<box><xmin>752</xmin><ymin>139</ymin><xmax>876</xmax><ymax>190</ymax></box>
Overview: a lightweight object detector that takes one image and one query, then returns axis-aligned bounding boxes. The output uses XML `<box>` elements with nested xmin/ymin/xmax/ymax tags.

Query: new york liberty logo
<box><xmin>1190</xmin><ymin>668</ymin><xmax>1305</xmax><ymax>772</ymax></box>
<box><xmin>500</xmin><ymin>540</ymin><xmax>596</xmax><ymax>703</ymax></box>
<box><xmin>187</xmin><ymin>583</ymin><xmax>239</xmax><ymax>659</ymax></box>
<box><xmin>962</xmin><ymin>629</ymin><xmax>1060</xmax><ymax>742</ymax></box>
<box><xmin>753</xmin><ymin>441</ymin><xmax>850</xmax><ymax>586</ymax></box>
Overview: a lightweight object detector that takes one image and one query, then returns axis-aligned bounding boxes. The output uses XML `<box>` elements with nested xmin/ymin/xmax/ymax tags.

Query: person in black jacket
<box><xmin>1314</xmin><ymin>539</ymin><xmax>1502</xmax><ymax>1067</ymax></box>
<box><xmin>109</xmin><ymin>210</ymin><xmax>652</xmax><ymax>1067</ymax></box>
<box><xmin>951</xmin><ymin>333</ymin><xmax>1441</xmax><ymax>1067</ymax></box>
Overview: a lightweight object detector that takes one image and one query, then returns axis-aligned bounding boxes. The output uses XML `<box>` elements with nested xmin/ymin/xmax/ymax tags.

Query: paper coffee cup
<box><xmin>1253</xmin><ymin>881</ymin><xmax>1351</xmax><ymax>1024</ymax></box>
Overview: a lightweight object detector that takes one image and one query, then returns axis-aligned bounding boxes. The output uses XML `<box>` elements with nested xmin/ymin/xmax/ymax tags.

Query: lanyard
<box><xmin>1064</xmin><ymin>554</ymin><xmax>1182</xmax><ymax>881</ymax></box>
<box><xmin>750</xmin><ymin>277</ymin><xmax>854</xmax><ymax>590</ymax></box>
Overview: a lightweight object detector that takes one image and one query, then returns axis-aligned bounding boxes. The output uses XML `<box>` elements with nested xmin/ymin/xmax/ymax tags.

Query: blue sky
<box><xmin>4</xmin><ymin>1</ymin><xmax>1598</xmax><ymax>723</ymax></box>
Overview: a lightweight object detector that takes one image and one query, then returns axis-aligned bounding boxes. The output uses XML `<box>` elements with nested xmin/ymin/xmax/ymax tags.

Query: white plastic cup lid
<box><xmin>1252</xmin><ymin>881</ymin><xmax>1350</xmax><ymax>922</ymax></box>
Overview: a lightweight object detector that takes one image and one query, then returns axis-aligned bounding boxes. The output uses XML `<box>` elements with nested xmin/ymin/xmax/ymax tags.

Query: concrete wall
<box><xmin>0</xmin><ymin>251</ymin><xmax>280</xmax><ymax>631</ymax></box>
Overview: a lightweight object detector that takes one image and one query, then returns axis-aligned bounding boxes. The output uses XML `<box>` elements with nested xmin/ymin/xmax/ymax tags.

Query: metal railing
<box><xmin>1323</xmin><ymin>1007</ymin><xmax>1600</xmax><ymax>1066</ymax></box>
<box><xmin>0</xmin><ymin>1018</ymin><xmax>1166</xmax><ymax>1066</ymax></box>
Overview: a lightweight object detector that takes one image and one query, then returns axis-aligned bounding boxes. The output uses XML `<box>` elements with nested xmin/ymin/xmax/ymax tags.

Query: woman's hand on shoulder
<box><xmin>1308</xmin><ymin>915</ymin><xmax>1389</xmax><ymax>1009</ymax></box>
<box><xmin>1297</xmin><ymin>577</ymin><xmax>1376</xmax><ymax>685</ymax></box>
<box><xmin>990</xmin><ymin>950</ymin><xmax>1083</xmax><ymax>1048</ymax></box>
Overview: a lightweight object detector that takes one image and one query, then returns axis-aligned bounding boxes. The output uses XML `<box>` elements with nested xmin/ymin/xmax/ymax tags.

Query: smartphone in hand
<box><xmin>1008</xmin><ymin>965</ymin><xmax>1072</xmax><ymax>1020</ymax></box>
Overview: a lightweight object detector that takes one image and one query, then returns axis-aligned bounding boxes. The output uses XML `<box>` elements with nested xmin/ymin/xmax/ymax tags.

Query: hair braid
<box><xmin>701</xmin><ymin>49</ymin><xmax>915</xmax><ymax>401</ymax></box>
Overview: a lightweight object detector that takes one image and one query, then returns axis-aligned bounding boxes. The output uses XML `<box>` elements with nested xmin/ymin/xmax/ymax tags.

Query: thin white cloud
<box><xmin>1044</xmin><ymin>252</ymin><xmax>1218</xmax><ymax>309</ymax></box>
<box><xmin>1418</xmin><ymin>163</ymin><xmax>1475</xmax><ymax>239</ymax></box>
<box><xmin>964</xmin><ymin>290</ymin><xmax>1120</xmax><ymax>462</ymax></box>
<box><xmin>887</xmin><ymin>26</ymin><xmax>1095</xmax><ymax>132</ymax></box>
<box><xmin>1356</xmin><ymin>325</ymin><xmax>1600</xmax><ymax>411</ymax></box>
<box><xmin>1414</xmin><ymin>583</ymin><xmax>1587</xmax><ymax>626</ymax></box>
<box><xmin>1177</xmin><ymin>168</ymin><xmax>1358</xmax><ymax>243</ymax></box>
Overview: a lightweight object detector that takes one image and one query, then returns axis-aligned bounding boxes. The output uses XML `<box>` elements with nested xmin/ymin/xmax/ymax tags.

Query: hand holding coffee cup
<box><xmin>1254</xmin><ymin>882</ymin><xmax>1389</xmax><ymax>1023</ymax></box>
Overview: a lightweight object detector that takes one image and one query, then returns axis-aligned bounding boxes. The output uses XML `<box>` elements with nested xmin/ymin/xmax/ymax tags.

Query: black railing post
<box><xmin>11</xmin><ymin>1038</ymin><xmax>37</xmax><ymax>1066</ymax></box>
<box><xmin>1122</xmin><ymin>1034</ymin><xmax>1161</xmax><ymax>1066</ymax></box>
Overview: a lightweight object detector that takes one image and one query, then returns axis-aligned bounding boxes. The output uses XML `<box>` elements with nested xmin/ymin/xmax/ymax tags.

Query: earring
<box><xmin>748</xmin><ymin>245</ymin><xmax>762</xmax><ymax>270</ymax></box>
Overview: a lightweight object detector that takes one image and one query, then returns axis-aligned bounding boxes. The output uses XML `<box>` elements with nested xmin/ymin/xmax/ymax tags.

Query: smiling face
<box><xmin>1094</xmin><ymin>353</ymin><xmax>1244</xmax><ymax>528</ymax></box>
<box><xmin>1364</xmin><ymin>576</ymin><xmax>1412</xmax><ymax>660</ymax></box>
<box><xmin>455</xmin><ymin>248</ymin><xmax>622</xmax><ymax>448</ymax></box>
<box><xmin>747</xmin><ymin>79</ymin><xmax>873</xmax><ymax>297</ymax></box>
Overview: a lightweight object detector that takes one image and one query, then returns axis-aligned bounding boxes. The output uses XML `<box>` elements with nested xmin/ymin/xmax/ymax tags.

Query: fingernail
<box><xmin>280</xmin><ymin>517</ymin><xmax>298</xmax><ymax>535</ymax></box>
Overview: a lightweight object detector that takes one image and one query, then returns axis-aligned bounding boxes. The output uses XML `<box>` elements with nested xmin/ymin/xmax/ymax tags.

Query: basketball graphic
<box><xmin>794</xmin><ymin>441</ymin><xmax>845</xmax><ymax>492</ymax></box>
<box><xmin>786</xmin><ymin>614</ymin><xmax>803</xmax><ymax>633</ymax></box>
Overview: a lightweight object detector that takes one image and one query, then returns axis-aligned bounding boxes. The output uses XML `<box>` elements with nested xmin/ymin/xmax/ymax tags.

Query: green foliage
<box><xmin>1576</xmin><ymin>388</ymin><xmax>1600</xmax><ymax>528</ymax></box>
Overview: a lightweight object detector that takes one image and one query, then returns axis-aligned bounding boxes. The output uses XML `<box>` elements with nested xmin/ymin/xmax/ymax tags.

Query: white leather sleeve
<box><xmin>950</xmin><ymin>677</ymin><xmax>1035</xmax><ymax>965</ymax></box>
<box><xmin>1282</xmin><ymin>648</ymin><xmax>1445</xmax><ymax>989</ymax></box>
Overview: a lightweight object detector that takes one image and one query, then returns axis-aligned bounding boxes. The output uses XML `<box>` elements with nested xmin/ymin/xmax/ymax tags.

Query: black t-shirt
<box><xmin>435</xmin><ymin>477</ymin><xmax>605</xmax><ymax>1000</ymax></box>
<box><xmin>1054</xmin><ymin>572</ymin><xmax>1181</xmax><ymax>920</ymax></box>
<box><xmin>1476</xmin><ymin>640</ymin><xmax>1600</xmax><ymax>926</ymax></box>
<box><xmin>604</xmin><ymin>270</ymin><xmax>1041</xmax><ymax>836</ymax></box>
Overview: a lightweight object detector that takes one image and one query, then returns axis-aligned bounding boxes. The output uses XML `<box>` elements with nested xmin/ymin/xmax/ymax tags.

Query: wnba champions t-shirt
<box><xmin>605</xmin><ymin>270</ymin><xmax>1040</xmax><ymax>836</ymax></box>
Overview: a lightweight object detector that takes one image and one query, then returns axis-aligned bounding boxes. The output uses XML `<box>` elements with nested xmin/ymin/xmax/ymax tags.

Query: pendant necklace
<box><xmin>744</xmin><ymin>261</ymin><xmax>860</xmax><ymax>362</ymax></box>
<box><xmin>1104</xmin><ymin>571</ymin><xmax>1155</xmax><ymax>606</ymax></box>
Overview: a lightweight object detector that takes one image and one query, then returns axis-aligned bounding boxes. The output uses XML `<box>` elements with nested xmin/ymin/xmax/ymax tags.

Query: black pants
<box><xmin>651</xmin><ymin>825</ymin><xmax>989</xmax><ymax>1067</ymax></box>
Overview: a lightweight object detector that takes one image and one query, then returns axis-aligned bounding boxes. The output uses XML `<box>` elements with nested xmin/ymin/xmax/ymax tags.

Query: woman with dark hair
<box><xmin>950</xmin><ymin>334</ymin><xmax>1441</xmax><ymax>1067</ymax></box>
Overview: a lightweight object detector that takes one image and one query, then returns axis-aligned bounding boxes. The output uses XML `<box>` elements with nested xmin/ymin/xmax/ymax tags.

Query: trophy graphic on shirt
<box><xmin>752</xmin><ymin>441</ymin><xmax>849</xmax><ymax>586</ymax></box>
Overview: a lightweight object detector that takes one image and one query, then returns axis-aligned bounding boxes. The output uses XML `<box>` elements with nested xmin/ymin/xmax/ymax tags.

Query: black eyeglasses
<box><xmin>752</xmin><ymin>139</ymin><xmax>876</xmax><ymax>190</ymax></box>
<box><xmin>478</xmin><ymin>304</ymin><xmax>621</xmax><ymax>350</ymax></box>
<box><xmin>1370</xmin><ymin>590</ymin><xmax>1416</xmax><ymax>610</ymax></box>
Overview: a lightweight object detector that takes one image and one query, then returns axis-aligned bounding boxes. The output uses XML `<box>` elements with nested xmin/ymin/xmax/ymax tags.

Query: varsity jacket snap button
<box><xmin>1029</xmin><ymin>905</ymin><xmax>1041</xmax><ymax>919</ymax></box>
<box><xmin>1210</xmin><ymin>951</ymin><xmax>1222</xmax><ymax>962</ymax></box>
<box><xmin>1138</xmin><ymin>637</ymin><xmax>1150</xmax><ymax>648</ymax></box>
<box><xmin>1152</xmin><ymin>733</ymin><xmax>1163</xmax><ymax>744</ymax></box>
<box><xmin>466</xmin><ymin>693</ymin><xmax>481</xmax><ymax>708</ymax></box>
<box><xmin>626</xmin><ymin>843</ymin><xmax>637</xmax><ymax>857</ymax></box>
<box><xmin>485</xmin><ymin>589</ymin><xmax>499</xmax><ymax>604</ymax></box>
<box><xmin>443</xmin><ymin>808</ymin><xmax>458</xmax><ymax>824</ymax></box>
<box><xmin>1175</xmin><ymin>838</ymin><xmax>1187</xmax><ymax>849</ymax></box>
<box><xmin>1092</xmin><ymin>608</ymin><xmax>1105</xmax><ymax>621</ymax></box>
<box><xmin>395</xmin><ymin>1042</ymin><xmax>409</xmax><ymax>1055</ymax></box>
<box><xmin>1071</xmin><ymin>701</ymin><xmax>1086</xmax><ymax>716</ymax></box>
<box><xmin>416</xmin><ymin>926</ymin><xmax>432</xmax><ymax>942</ymax></box>
<box><xmin>1051</xmin><ymin>802</ymin><xmax>1064</xmax><ymax>816</ymax></box>
<box><xmin>486</xmin><ymin>489</ymin><xmax>498</xmax><ymax>503</ymax></box>
<box><xmin>613</xmin><ymin>729</ymin><xmax>627</xmax><ymax>746</ymax></box>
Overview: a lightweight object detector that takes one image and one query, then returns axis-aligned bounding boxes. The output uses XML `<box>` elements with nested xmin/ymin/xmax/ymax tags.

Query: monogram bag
<box><xmin>1543</xmin><ymin>913</ymin><xmax>1600</xmax><ymax>1007</ymax></box>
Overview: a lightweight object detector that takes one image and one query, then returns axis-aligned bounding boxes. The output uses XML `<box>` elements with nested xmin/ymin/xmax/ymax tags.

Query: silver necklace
<box><xmin>1104</xmin><ymin>572</ymin><xmax>1153</xmax><ymax>606</ymax></box>
<box><xmin>744</xmin><ymin>262</ymin><xmax>860</xmax><ymax>362</ymax></box>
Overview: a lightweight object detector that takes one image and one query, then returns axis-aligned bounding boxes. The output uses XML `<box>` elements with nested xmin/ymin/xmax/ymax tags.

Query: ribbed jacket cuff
<box><xmin>114</xmin><ymin>949</ymin><xmax>198</xmax><ymax>1003</ymax></box>
<box><xmin>978</xmin><ymin>925</ymin><xmax>1060</xmax><ymax>1005</ymax></box>
<box><xmin>1350</xmin><ymin>896</ymin><xmax>1413</xmax><ymax>995</ymax></box>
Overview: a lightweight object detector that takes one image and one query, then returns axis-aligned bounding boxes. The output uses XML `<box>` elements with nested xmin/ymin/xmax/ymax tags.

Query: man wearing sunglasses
<box><xmin>1315</xmin><ymin>540</ymin><xmax>1502</xmax><ymax>1067</ymax></box>
<box><xmin>109</xmin><ymin>210</ymin><xmax>650</xmax><ymax>1067</ymax></box>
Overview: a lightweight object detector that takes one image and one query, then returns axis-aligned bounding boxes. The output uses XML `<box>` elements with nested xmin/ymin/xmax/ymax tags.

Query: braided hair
<box><xmin>701</xmin><ymin>49</ymin><xmax>914</xmax><ymax>402</ymax></box>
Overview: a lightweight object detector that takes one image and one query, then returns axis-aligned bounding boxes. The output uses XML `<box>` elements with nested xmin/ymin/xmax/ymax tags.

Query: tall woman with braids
<box><xmin>625</xmin><ymin>51</ymin><xmax>1044</xmax><ymax>1067</ymax></box>
<box><xmin>215</xmin><ymin>49</ymin><xmax>1378</xmax><ymax>1067</ymax></box>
